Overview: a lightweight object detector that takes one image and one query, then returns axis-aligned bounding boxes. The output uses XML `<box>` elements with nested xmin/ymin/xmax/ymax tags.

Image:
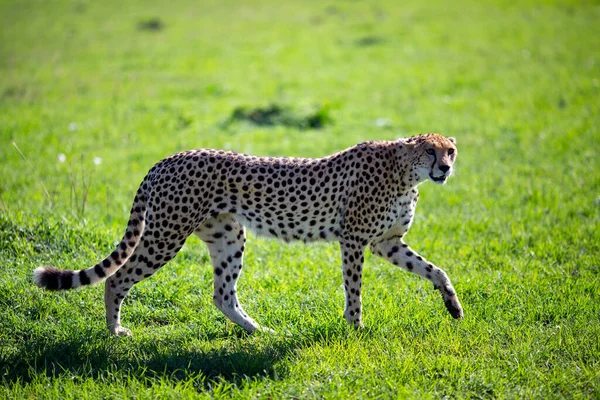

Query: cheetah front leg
<box><xmin>195</xmin><ymin>215</ymin><xmax>261</xmax><ymax>333</ymax></box>
<box><xmin>340</xmin><ymin>241</ymin><xmax>366</xmax><ymax>329</ymax></box>
<box><xmin>370</xmin><ymin>239</ymin><xmax>463</xmax><ymax>319</ymax></box>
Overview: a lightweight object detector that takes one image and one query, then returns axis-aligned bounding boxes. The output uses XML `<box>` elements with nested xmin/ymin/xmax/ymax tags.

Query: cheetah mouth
<box><xmin>429</xmin><ymin>173</ymin><xmax>447</xmax><ymax>183</ymax></box>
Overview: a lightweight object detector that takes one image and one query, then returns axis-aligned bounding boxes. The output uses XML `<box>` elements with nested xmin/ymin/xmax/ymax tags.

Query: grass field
<box><xmin>1</xmin><ymin>0</ymin><xmax>599</xmax><ymax>398</ymax></box>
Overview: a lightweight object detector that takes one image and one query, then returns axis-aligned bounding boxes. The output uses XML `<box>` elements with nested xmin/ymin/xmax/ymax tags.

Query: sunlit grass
<box><xmin>1</xmin><ymin>0</ymin><xmax>599</xmax><ymax>398</ymax></box>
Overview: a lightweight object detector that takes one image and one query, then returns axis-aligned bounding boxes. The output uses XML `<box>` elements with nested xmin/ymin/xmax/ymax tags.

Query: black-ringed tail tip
<box><xmin>34</xmin><ymin>266</ymin><xmax>85</xmax><ymax>290</ymax></box>
<box><xmin>33</xmin><ymin>253</ymin><xmax>131</xmax><ymax>291</ymax></box>
<box><xmin>33</xmin><ymin>190</ymin><xmax>147</xmax><ymax>293</ymax></box>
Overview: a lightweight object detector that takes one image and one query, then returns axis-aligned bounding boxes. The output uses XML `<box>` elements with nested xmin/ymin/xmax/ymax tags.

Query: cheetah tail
<box><xmin>33</xmin><ymin>190</ymin><xmax>147</xmax><ymax>291</ymax></box>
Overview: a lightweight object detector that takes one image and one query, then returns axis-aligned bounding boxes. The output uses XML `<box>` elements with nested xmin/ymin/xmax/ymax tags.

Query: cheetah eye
<box><xmin>448</xmin><ymin>148</ymin><xmax>455</xmax><ymax>155</ymax></box>
<box><xmin>425</xmin><ymin>149</ymin><xmax>435</xmax><ymax>155</ymax></box>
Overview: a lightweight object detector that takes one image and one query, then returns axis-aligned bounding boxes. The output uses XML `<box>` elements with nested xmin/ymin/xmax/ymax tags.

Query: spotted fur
<box><xmin>34</xmin><ymin>133</ymin><xmax>463</xmax><ymax>335</ymax></box>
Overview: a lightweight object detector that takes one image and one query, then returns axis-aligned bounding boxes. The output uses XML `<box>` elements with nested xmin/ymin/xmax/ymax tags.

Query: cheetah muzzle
<box><xmin>429</xmin><ymin>173</ymin><xmax>448</xmax><ymax>183</ymax></box>
<box><xmin>34</xmin><ymin>133</ymin><xmax>464</xmax><ymax>335</ymax></box>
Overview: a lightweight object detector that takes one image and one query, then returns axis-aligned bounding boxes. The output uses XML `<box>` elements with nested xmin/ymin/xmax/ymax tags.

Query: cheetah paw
<box><xmin>111</xmin><ymin>326</ymin><xmax>132</xmax><ymax>337</ymax></box>
<box><xmin>444</xmin><ymin>298</ymin><xmax>464</xmax><ymax>319</ymax></box>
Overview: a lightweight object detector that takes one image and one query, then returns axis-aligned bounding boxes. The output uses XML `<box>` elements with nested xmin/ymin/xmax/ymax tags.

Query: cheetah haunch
<box><xmin>34</xmin><ymin>133</ymin><xmax>463</xmax><ymax>336</ymax></box>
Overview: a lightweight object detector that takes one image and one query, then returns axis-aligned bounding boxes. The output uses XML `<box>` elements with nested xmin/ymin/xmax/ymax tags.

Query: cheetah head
<box><xmin>402</xmin><ymin>134</ymin><xmax>457</xmax><ymax>185</ymax></box>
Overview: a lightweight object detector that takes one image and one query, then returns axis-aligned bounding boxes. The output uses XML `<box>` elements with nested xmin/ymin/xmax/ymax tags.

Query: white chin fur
<box><xmin>429</xmin><ymin>173</ymin><xmax>448</xmax><ymax>184</ymax></box>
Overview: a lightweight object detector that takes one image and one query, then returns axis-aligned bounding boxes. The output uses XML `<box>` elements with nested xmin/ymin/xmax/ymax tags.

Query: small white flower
<box><xmin>375</xmin><ymin>118</ymin><xmax>392</xmax><ymax>128</ymax></box>
<box><xmin>58</xmin><ymin>153</ymin><xmax>66</xmax><ymax>163</ymax></box>
<box><xmin>68</xmin><ymin>122</ymin><xmax>78</xmax><ymax>131</ymax></box>
<box><xmin>93</xmin><ymin>157</ymin><xmax>103</xmax><ymax>166</ymax></box>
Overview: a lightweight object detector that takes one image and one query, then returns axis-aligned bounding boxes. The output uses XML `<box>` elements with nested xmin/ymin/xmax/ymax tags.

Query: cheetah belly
<box><xmin>233</xmin><ymin>209</ymin><xmax>343</xmax><ymax>243</ymax></box>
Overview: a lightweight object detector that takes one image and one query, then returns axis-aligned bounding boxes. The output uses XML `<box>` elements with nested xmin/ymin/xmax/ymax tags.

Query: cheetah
<box><xmin>34</xmin><ymin>133</ymin><xmax>463</xmax><ymax>336</ymax></box>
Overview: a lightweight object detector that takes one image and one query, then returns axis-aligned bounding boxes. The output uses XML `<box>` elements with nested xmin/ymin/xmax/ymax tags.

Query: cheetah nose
<box><xmin>439</xmin><ymin>165</ymin><xmax>450</xmax><ymax>173</ymax></box>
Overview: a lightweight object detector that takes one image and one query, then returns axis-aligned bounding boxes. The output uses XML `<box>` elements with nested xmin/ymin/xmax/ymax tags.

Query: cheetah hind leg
<box><xmin>195</xmin><ymin>215</ymin><xmax>267</xmax><ymax>334</ymax></box>
<box><xmin>104</xmin><ymin>233</ymin><xmax>188</xmax><ymax>336</ymax></box>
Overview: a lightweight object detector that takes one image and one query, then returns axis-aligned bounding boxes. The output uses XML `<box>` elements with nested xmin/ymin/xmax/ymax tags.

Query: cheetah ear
<box><xmin>398</xmin><ymin>138</ymin><xmax>416</xmax><ymax>149</ymax></box>
<box><xmin>448</xmin><ymin>137</ymin><xmax>456</xmax><ymax>144</ymax></box>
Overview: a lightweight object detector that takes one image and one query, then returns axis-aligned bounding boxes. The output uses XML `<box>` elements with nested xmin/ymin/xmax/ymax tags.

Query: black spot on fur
<box><xmin>94</xmin><ymin>264</ymin><xmax>106</xmax><ymax>278</ymax></box>
<box><xmin>445</xmin><ymin>299</ymin><xmax>463</xmax><ymax>319</ymax></box>
<box><xmin>79</xmin><ymin>270</ymin><xmax>91</xmax><ymax>285</ymax></box>
<box><xmin>39</xmin><ymin>271</ymin><xmax>58</xmax><ymax>290</ymax></box>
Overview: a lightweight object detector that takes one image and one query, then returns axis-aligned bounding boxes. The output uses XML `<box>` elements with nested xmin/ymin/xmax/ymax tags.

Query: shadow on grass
<box><xmin>223</xmin><ymin>103</ymin><xmax>333</xmax><ymax>130</ymax></box>
<box><xmin>0</xmin><ymin>326</ymin><xmax>340</xmax><ymax>389</ymax></box>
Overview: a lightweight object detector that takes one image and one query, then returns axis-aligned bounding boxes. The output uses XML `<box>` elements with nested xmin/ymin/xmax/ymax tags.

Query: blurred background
<box><xmin>1</xmin><ymin>0</ymin><xmax>597</xmax><ymax>226</ymax></box>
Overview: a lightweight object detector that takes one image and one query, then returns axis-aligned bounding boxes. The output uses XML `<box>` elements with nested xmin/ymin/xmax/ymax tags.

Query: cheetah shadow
<box><xmin>1</xmin><ymin>326</ymin><xmax>341</xmax><ymax>389</ymax></box>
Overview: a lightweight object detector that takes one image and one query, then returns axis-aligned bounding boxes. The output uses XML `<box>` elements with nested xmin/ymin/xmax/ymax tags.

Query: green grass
<box><xmin>1</xmin><ymin>0</ymin><xmax>599</xmax><ymax>398</ymax></box>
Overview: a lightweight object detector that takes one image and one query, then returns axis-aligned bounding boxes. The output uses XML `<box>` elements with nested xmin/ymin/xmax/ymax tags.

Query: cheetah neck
<box><xmin>394</xmin><ymin>146</ymin><xmax>423</xmax><ymax>193</ymax></box>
